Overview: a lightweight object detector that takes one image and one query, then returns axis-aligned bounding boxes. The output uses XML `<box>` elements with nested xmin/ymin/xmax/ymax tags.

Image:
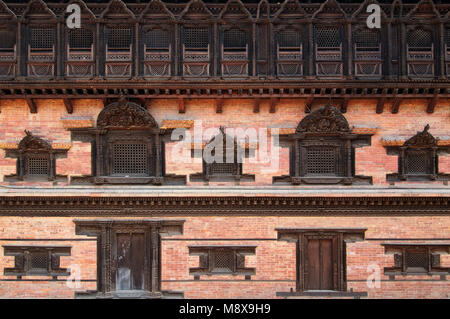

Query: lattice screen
<box><xmin>68</xmin><ymin>28</ymin><xmax>93</xmax><ymax>49</ymax></box>
<box><xmin>143</xmin><ymin>29</ymin><xmax>170</xmax><ymax>49</ymax></box>
<box><xmin>210</xmin><ymin>162</ymin><xmax>236</xmax><ymax>175</ymax></box>
<box><xmin>407</xmin><ymin>28</ymin><xmax>432</xmax><ymax>48</ymax></box>
<box><xmin>106</xmin><ymin>27</ymin><xmax>132</xmax><ymax>49</ymax></box>
<box><xmin>446</xmin><ymin>28</ymin><xmax>450</xmax><ymax>46</ymax></box>
<box><xmin>26</xmin><ymin>155</ymin><xmax>49</xmax><ymax>176</ymax></box>
<box><xmin>0</xmin><ymin>30</ymin><xmax>16</xmax><ymax>49</ymax></box>
<box><xmin>406</xmin><ymin>150</ymin><xmax>428</xmax><ymax>174</ymax></box>
<box><xmin>213</xmin><ymin>250</ymin><xmax>234</xmax><ymax>272</ymax></box>
<box><xmin>353</xmin><ymin>28</ymin><xmax>380</xmax><ymax>49</ymax></box>
<box><xmin>30</xmin><ymin>28</ymin><xmax>55</xmax><ymax>49</ymax></box>
<box><xmin>223</xmin><ymin>29</ymin><xmax>247</xmax><ymax>48</ymax></box>
<box><xmin>112</xmin><ymin>143</ymin><xmax>149</xmax><ymax>175</ymax></box>
<box><xmin>278</xmin><ymin>30</ymin><xmax>301</xmax><ymax>47</ymax></box>
<box><xmin>182</xmin><ymin>27</ymin><xmax>209</xmax><ymax>48</ymax></box>
<box><xmin>306</xmin><ymin>146</ymin><xmax>338</xmax><ymax>175</ymax></box>
<box><xmin>30</xmin><ymin>252</ymin><xmax>49</xmax><ymax>270</ymax></box>
<box><xmin>314</xmin><ymin>26</ymin><xmax>341</xmax><ymax>47</ymax></box>
<box><xmin>405</xmin><ymin>249</ymin><xmax>428</xmax><ymax>270</ymax></box>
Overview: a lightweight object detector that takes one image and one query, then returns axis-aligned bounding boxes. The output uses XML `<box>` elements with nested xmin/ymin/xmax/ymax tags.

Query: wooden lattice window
<box><xmin>3</xmin><ymin>245</ymin><xmax>71</xmax><ymax>280</ymax></box>
<box><xmin>25</xmin><ymin>153</ymin><xmax>50</xmax><ymax>176</ymax></box>
<box><xmin>314</xmin><ymin>26</ymin><xmax>343</xmax><ymax>77</ymax></box>
<box><xmin>406</xmin><ymin>28</ymin><xmax>434</xmax><ymax>77</ymax></box>
<box><xmin>276</xmin><ymin>29</ymin><xmax>303</xmax><ymax>77</ymax></box>
<box><xmin>407</xmin><ymin>28</ymin><xmax>433</xmax><ymax>49</ymax></box>
<box><xmin>382</xmin><ymin>244</ymin><xmax>450</xmax><ymax>278</ymax></box>
<box><xmin>278</xmin><ymin>30</ymin><xmax>301</xmax><ymax>49</ymax></box>
<box><xmin>405</xmin><ymin>150</ymin><xmax>431</xmax><ymax>175</ymax></box>
<box><xmin>106</xmin><ymin>27</ymin><xmax>132</xmax><ymax>50</ymax></box>
<box><xmin>143</xmin><ymin>29</ymin><xmax>170</xmax><ymax>50</ymax></box>
<box><xmin>189</xmin><ymin>246</ymin><xmax>256</xmax><ymax>280</ymax></box>
<box><xmin>30</xmin><ymin>28</ymin><xmax>55</xmax><ymax>50</ymax></box>
<box><xmin>273</xmin><ymin>104</ymin><xmax>373</xmax><ymax>185</ymax></box>
<box><xmin>182</xmin><ymin>27</ymin><xmax>209</xmax><ymax>49</ymax></box>
<box><xmin>223</xmin><ymin>29</ymin><xmax>246</xmax><ymax>49</ymax></box>
<box><xmin>353</xmin><ymin>27</ymin><xmax>382</xmax><ymax>78</ymax></box>
<box><xmin>315</xmin><ymin>26</ymin><xmax>341</xmax><ymax>49</ymax></box>
<box><xmin>0</xmin><ymin>29</ymin><xmax>16</xmax><ymax>50</ymax></box>
<box><xmin>68</xmin><ymin>28</ymin><xmax>93</xmax><ymax>49</ymax></box>
<box><xmin>111</xmin><ymin>142</ymin><xmax>151</xmax><ymax>176</ymax></box>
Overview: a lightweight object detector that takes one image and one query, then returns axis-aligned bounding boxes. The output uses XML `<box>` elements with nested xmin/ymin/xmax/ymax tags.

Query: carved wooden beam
<box><xmin>305</xmin><ymin>97</ymin><xmax>314</xmax><ymax>113</ymax></box>
<box><xmin>376</xmin><ymin>97</ymin><xmax>386</xmax><ymax>114</ymax></box>
<box><xmin>391</xmin><ymin>98</ymin><xmax>402</xmax><ymax>114</ymax></box>
<box><xmin>178</xmin><ymin>97</ymin><xmax>185</xmax><ymax>113</ymax></box>
<box><xmin>253</xmin><ymin>98</ymin><xmax>260</xmax><ymax>113</ymax></box>
<box><xmin>216</xmin><ymin>98</ymin><xmax>224</xmax><ymax>113</ymax></box>
<box><xmin>427</xmin><ymin>96</ymin><xmax>438</xmax><ymax>114</ymax></box>
<box><xmin>25</xmin><ymin>98</ymin><xmax>37</xmax><ymax>113</ymax></box>
<box><xmin>269</xmin><ymin>97</ymin><xmax>278</xmax><ymax>113</ymax></box>
<box><xmin>63</xmin><ymin>98</ymin><xmax>73</xmax><ymax>114</ymax></box>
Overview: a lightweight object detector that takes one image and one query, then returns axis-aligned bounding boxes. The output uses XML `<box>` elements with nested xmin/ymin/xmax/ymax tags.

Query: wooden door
<box><xmin>306</xmin><ymin>238</ymin><xmax>333</xmax><ymax>290</ymax></box>
<box><xmin>115</xmin><ymin>232</ymin><xmax>146</xmax><ymax>291</ymax></box>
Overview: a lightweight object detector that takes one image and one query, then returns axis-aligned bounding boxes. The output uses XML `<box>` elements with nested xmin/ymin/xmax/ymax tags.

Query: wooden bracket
<box><xmin>391</xmin><ymin>98</ymin><xmax>402</xmax><ymax>114</ymax></box>
<box><xmin>427</xmin><ymin>96</ymin><xmax>438</xmax><ymax>114</ymax></box>
<box><xmin>178</xmin><ymin>97</ymin><xmax>185</xmax><ymax>113</ymax></box>
<box><xmin>253</xmin><ymin>98</ymin><xmax>260</xmax><ymax>113</ymax></box>
<box><xmin>269</xmin><ymin>97</ymin><xmax>278</xmax><ymax>113</ymax></box>
<box><xmin>305</xmin><ymin>97</ymin><xmax>314</xmax><ymax>113</ymax></box>
<box><xmin>63</xmin><ymin>98</ymin><xmax>73</xmax><ymax>114</ymax></box>
<box><xmin>216</xmin><ymin>98</ymin><xmax>224</xmax><ymax>113</ymax></box>
<box><xmin>26</xmin><ymin>97</ymin><xmax>37</xmax><ymax>113</ymax></box>
<box><xmin>340</xmin><ymin>98</ymin><xmax>349</xmax><ymax>113</ymax></box>
<box><xmin>144</xmin><ymin>98</ymin><xmax>152</xmax><ymax>111</ymax></box>
<box><xmin>376</xmin><ymin>97</ymin><xmax>386</xmax><ymax>114</ymax></box>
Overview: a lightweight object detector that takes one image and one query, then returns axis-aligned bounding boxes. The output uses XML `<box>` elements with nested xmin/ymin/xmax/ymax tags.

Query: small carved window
<box><xmin>182</xmin><ymin>27</ymin><xmax>209</xmax><ymax>49</ymax></box>
<box><xmin>68</xmin><ymin>28</ymin><xmax>93</xmax><ymax>49</ymax></box>
<box><xmin>278</xmin><ymin>30</ymin><xmax>301</xmax><ymax>48</ymax></box>
<box><xmin>189</xmin><ymin>246</ymin><xmax>256</xmax><ymax>279</ymax></box>
<box><xmin>223</xmin><ymin>29</ymin><xmax>246</xmax><ymax>49</ymax></box>
<box><xmin>385</xmin><ymin>125</ymin><xmax>449</xmax><ymax>183</ymax></box>
<box><xmin>111</xmin><ymin>143</ymin><xmax>150</xmax><ymax>176</ymax></box>
<box><xmin>30</xmin><ymin>28</ymin><xmax>55</xmax><ymax>49</ymax></box>
<box><xmin>143</xmin><ymin>29</ymin><xmax>170</xmax><ymax>50</ymax></box>
<box><xmin>353</xmin><ymin>28</ymin><xmax>380</xmax><ymax>51</ymax></box>
<box><xmin>407</xmin><ymin>28</ymin><xmax>432</xmax><ymax>48</ymax></box>
<box><xmin>382</xmin><ymin>244</ymin><xmax>450</xmax><ymax>278</ymax></box>
<box><xmin>315</xmin><ymin>26</ymin><xmax>341</xmax><ymax>48</ymax></box>
<box><xmin>106</xmin><ymin>27</ymin><xmax>132</xmax><ymax>49</ymax></box>
<box><xmin>0</xmin><ymin>29</ymin><xmax>16</xmax><ymax>49</ymax></box>
<box><xmin>25</xmin><ymin>153</ymin><xmax>50</xmax><ymax>176</ymax></box>
<box><xmin>3</xmin><ymin>245</ymin><xmax>71</xmax><ymax>279</ymax></box>
<box><xmin>273</xmin><ymin>104</ymin><xmax>373</xmax><ymax>185</ymax></box>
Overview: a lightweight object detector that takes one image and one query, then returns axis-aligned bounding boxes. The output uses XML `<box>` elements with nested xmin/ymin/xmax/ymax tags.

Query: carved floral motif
<box><xmin>404</xmin><ymin>124</ymin><xmax>438</xmax><ymax>147</ymax></box>
<box><xmin>18</xmin><ymin>130</ymin><xmax>51</xmax><ymax>151</ymax></box>
<box><xmin>296</xmin><ymin>104</ymin><xmax>350</xmax><ymax>133</ymax></box>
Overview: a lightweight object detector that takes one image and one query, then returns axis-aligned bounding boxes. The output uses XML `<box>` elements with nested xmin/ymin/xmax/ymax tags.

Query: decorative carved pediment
<box><xmin>296</xmin><ymin>104</ymin><xmax>350</xmax><ymax>134</ymax></box>
<box><xmin>219</xmin><ymin>0</ymin><xmax>252</xmax><ymax>21</ymax></box>
<box><xmin>404</xmin><ymin>124</ymin><xmax>438</xmax><ymax>148</ymax></box>
<box><xmin>97</xmin><ymin>97</ymin><xmax>158</xmax><ymax>129</ymax></box>
<box><xmin>0</xmin><ymin>0</ymin><xmax>17</xmax><ymax>20</ymax></box>
<box><xmin>18</xmin><ymin>130</ymin><xmax>51</xmax><ymax>151</ymax></box>
<box><xmin>273</xmin><ymin>0</ymin><xmax>308</xmax><ymax>22</ymax></box>
<box><xmin>100</xmin><ymin>0</ymin><xmax>136</xmax><ymax>20</ymax></box>
<box><xmin>312</xmin><ymin>0</ymin><xmax>347</xmax><ymax>20</ymax></box>
<box><xmin>179</xmin><ymin>0</ymin><xmax>213</xmax><ymax>21</ymax></box>
<box><xmin>22</xmin><ymin>0</ymin><xmax>57</xmax><ymax>21</ymax></box>
<box><xmin>406</xmin><ymin>0</ymin><xmax>440</xmax><ymax>20</ymax></box>
<box><xmin>140</xmin><ymin>0</ymin><xmax>175</xmax><ymax>21</ymax></box>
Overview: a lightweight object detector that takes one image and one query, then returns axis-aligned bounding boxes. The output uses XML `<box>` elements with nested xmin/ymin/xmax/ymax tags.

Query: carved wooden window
<box><xmin>273</xmin><ymin>104</ymin><xmax>373</xmax><ymax>185</ymax></box>
<box><xmin>353</xmin><ymin>27</ymin><xmax>382</xmax><ymax>78</ymax></box>
<box><xmin>182</xmin><ymin>27</ymin><xmax>210</xmax><ymax>77</ymax></box>
<box><xmin>66</xmin><ymin>28</ymin><xmax>94</xmax><ymax>78</ymax></box>
<box><xmin>221</xmin><ymin>28</ymin><xmax>249</xmax><ymax>77</ymax></box>
<box><xmin>385</xmin><ymin>125</ymin><xmax>449</xmax><ymax>183</ymax></box>
<box><xmin>406</xmin><ymin>27</ymin><xmax>434</xmax><ymax>77</ymax></box>
<box><xmin>276</xmin><ymin>29</ymin><xmax>303</xmax><ymax>77</ymax></box>
<box><xmin>4</xmin><ymin>130</ymin><xmax>68</xmax><ymax>182</ymax></box>
<box><xmin>74</xmin><ymin>219</ymin><xmax>184</xmax><ymax>299</ymax></box>
<box><xmin>189</xmin><ymin>127</ymin><xmax>254</xmax><ymax>184</ymax></box>
<box><xmin>0</xmin><ymin>27</ymin><xmax>16</xmax><ymax>78</ymax></box>
<box><xmin>314</xmin><ymin>26</ymin><xmax>343</xmax><ymax>77</ymax></box>
<box><xmin>142</xmin><ymin>28</ymin><xmax>171</xmax><ymax>77</ymax></box>
<box><xmin>382</xmin><ymin>244</ymin><xmax>450</xmax><ymax>279</ymax></box>
<box><xmin>69</xmin><ymin>98</ymin><xmax>186</xmax><ymax>185</ymax></box>
<box><xmin>445</xmin><ymin>27</ymin><xmax>450</xmax><ymax>75</ymax></box>
<box><xmin>276</xmin><ymin>228</ymin><xmax>367</xmax><ymax>297</ymax></box>
<box><xmin>27</xmin><ymin>27</ymin><xmax>55</xmax><ymax>77</ymax></box>
<box><xmin>105</xmin><ymin>26</ymin><xmax>133</xmax><ymax>77</ymax></box>
<box><xmin>189</xmin><ymin>246</ymin><xmax>256</xmax><ymax>280</ymax></box>
<box><xmin>3</xmin><ymin>245</ymin><xmax>71</xmax><ymax>280</ymax></box>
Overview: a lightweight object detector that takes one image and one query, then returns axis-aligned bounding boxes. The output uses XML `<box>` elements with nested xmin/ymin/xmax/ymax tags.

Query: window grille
<box><xmin>210</xmin><ymin>162</ymin><xmax>235</xmax><ymax>175</ymax></box>
<box><xmin>106</xmin><ymin>27</ymin><xmax>132</xmax><ymax>49</ymax></box>
<box><xmin>68</xmin><ymin>28</ymin><xmax>93</xmax><ymax>49</ymax></box>
<box><xmin>0</xmin><ymin>30</ymin><xmax>15</xmax><ymax>49</ymax></box>
<box><xmin>407</xmin><ymin>29</ymin><xmax>432</xmax><ymax>48</ymax></box>
<box><xmin>183</xmin><ymin>27</ymin><xmax>209</xmax><ymax>48</ymax></box>
<box><xmin>213</xmin><ymin>250</ymin><xmax>234</xmax><ymax>272</ymax></box>
<box><xmin>315</xmin><ymin>26</ymin><xmax>341</xmax><ymax>48</ymax></box>
<box><xmin>353</xmin><ymin>29</ymin><xmax>380</xmax><ymax>50</ymax></box>
<box><xmin>143</xmin><ymin>29</ymin><xmax>170</xmax><ymax>49</ymax></box>
<box><xmin>30</xmin><ymin>252</ymin><xmax>48</xmax><ymax>271</ymax></box>
<box><xmin>30</xmin><ymin>28</ymin><xmax>55</xmax><ymax>49</ymax></box>
<box><xmin>405</xmin><ymin>249</ymin><xmax>428</xmax><ymax>271</ymax></box>
<box><xmin>405</xmin><ymin>150</ymin><xmax>428</xmax><ymax>175</ymax></box>
<box><xmin>224</xmin><ymin>29</ymin><xmax>246</xmax><ymax>48</ymax></box>
<box><xmin>278</xmin><ymin>30</ymin><xmax>301</xmax><ymax>48</ymax></box>
<box><xmin>446</xmin><ymin>28</ymin><xmax>450</xmax><ymax>47</ymax></box>
<box><xmin>25</xmin><ymin>155</ymin><xmax>49</xmax><ymax>176</ymax></box>
<box><xmin>306</xmin><ymin>146</ymin><xmax>338</xmax><ymax>175</ymax></box>
<box><xmin>112</xmin><ymin>143</ymin><xmax>149</xmax><ymax>175</ymax></box>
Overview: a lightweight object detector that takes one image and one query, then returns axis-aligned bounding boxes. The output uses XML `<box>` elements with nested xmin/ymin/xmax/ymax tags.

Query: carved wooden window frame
<box><xmin>276</xmin><ymin>228</ymin><xmax>367</xmax><ymax>297</ymax></box>
<box><xmin>385</xmin><ymin>125</ymin><xmax>450</xmax><ymax>183</ymax></box>
<box><xmin>141</xmin><ymin>25</ymin><xmax>173</xmax><ymax>78</ymax></box>
<box><xmin>4</xmin><ymin>130</ymin><xmax>68</xmax><ymax>182</ymax></box>
<box><xmin>189</xmin><ymin>245</ymin><xmax>256</xmax><ymax>280</ymax></box>
<box><xmin>274</xmin><ymin>25</ymin><xmax>305</xmax><ymax>78</ymax></box>
<box><xmin>273</xmin><ymin>104</ymin><xmax>373</xmax><ymax>185</ymax></box>
<box><xmin>3</xmin><ymin>245</ymin><xmax>71</xmax><ymax>280</ymax></box>
<box><xmin>69</xmin><ymin>97</ymin><xmax>186</xmax><ymax>185</ymax></box>
<box><xmin>382</xmin><ymin>243</ymin><xmax>450</xmax><ymax>279</ymax></box>
<box><xmin>189</xmin><ymin>127</ymin><xmax>255</xmax><ymax>184</ymax></box>
<box><xmin>74</xmin><ymin>219</ymin><xmax>184</xmax><ymax>299</ymax></box>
